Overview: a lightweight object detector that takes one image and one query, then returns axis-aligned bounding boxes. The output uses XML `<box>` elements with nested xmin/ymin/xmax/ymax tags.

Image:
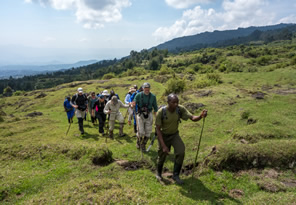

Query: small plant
<box><xmin>241</xmin><ymin>111</ymin><xmax>250</xmax><ymax>120</ymax></box>
<box><xmin>164</xmin><ymin>77</ymin><xmax>186</xmax><ymax>95</ymax></box>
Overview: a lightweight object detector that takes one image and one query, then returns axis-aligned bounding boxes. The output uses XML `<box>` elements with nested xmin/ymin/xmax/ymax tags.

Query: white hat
<box><xmin>77</xmin><ymin>87</ymin><xmax>83</xmax><ymax>93</ymax></box>
<box><xmin>102</xmin><ymin>90</ymin><xmax>109</xmax><ymax>96</ymax></box>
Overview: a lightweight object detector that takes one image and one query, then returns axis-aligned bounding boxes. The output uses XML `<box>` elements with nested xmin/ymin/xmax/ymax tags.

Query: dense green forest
<box><xmin>1</xmin><ymin>24</ymin><xmax>296</xmax><ymax>96</ymax></box>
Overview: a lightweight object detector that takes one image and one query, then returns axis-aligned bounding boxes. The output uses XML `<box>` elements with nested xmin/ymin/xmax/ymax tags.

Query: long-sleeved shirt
<box><xmin>104</xmin><ymin>100</ymin><xmax>129</xmax><ymax>120</ymax></box>
<box><xmin>133</xmin><ymin>92</ymin><xmax>158</xmax><ymax>113</ymax></box>
<box><xmin>125</xmin><ymin>93</ymin><xmax>131</xmax><ymax>104</ymax></box>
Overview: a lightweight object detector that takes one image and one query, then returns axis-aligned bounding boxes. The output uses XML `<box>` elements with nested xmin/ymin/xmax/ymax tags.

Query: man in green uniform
<box><xmin>155</xmin><ymin>93</ymin><xmax>207</xmax><ymax>185</ymax></box>
<box><xmin>133</xmin><ymin>82</ymin><xmax>158</xmax><ymax>151</ymax></box>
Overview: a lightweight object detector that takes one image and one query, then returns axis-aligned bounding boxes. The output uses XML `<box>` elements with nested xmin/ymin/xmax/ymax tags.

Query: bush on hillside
<box><xmin>164</xmin><ymin>77</ymin><xmax>186</xmax><ymax>95</ymax></box>
<box><xmin>159</xmin><ymin>65</ymin><xmax>173</xmax><ymax>75</ymax></box>
<box><xmin>102</xmin><ymin>72</ymin><xmax>116</xmax><ymax>80</ymax></box>
<box><xmin>120</xmin><ymin>67</ymin><xmax>147</xmax><ymax>77</ymax></box>
<box><xmin>13</xmin><ymin>90</ymin><xmax>25</xmax><ymax>96</ymax></box>
<box><xmin>194</xmin><ymin>73</ymin><xmax>222</xmax><ymax>88</ymax></box>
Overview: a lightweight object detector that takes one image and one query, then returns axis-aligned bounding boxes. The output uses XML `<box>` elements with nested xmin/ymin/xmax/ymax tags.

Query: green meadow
<box><xmin>1</xmin><ymin>40</ymin><xmax>296</xmax><ymax>204</ymax></box>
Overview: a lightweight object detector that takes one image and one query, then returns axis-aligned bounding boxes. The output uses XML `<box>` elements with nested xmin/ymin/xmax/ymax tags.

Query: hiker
<box><xmin>133</xmin><ymin>82</ymin><xmax>158</xmax><ymax>151</ymax></box>
<box><xmin>70</xmin><ymin>87</ymin><xmax>88</xmax><ymax>134</ymax></box>
<box><xmin>130</xmin><ymin>85</ymin><xmax>141</xmax><ymax>134</ymax></box>
<box><xmin>125</xmin><ymin>88</ymin><xmax>136</xmax><ymax>125</ymax></box>
<box><xmin>92</xmin><ymin>94</ymin><xmax>107</xmax><ymax>134</ymax></box>
<box><xmin>104</xmin><ymin>96</ymin><xmax>130</xmax><ymax>138</ymax></box>
<box><xmin>108</xmin><ymin>90</ymin><xmax>120</xmax><ymax>101</ymax></box>
<box><xmin>88</xmin><ymin>91</ymin><xmax>98</xmax><ymax>125</ymax></box>
<box><xmin>63</xmin><ymin>96</ymin><xmax>75</xmax><ymax>123</ymax></box>
<box><xmin>155</xmin><ymin>93</ymin><xmax>207</xmax><ymax>185</ymax></box>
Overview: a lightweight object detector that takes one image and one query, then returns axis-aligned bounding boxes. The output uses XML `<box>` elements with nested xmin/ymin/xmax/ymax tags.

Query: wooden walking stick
<box><xmin>66</xmin><ymin>121</ymin><xmax>72</xmax><ymax>136</ymax></box>
<box><xmin>191</xmin><ymin>117</ymin><xmax>206</xmax><ymax>181</ymax></box>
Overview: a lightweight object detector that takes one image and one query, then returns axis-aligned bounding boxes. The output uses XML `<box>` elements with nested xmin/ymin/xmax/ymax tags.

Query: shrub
<box><xmin>241</xmin><ymin>111</ymin><xmax>250</xmax><ymax>119</ymax></box>
<box><xmin>206</xmin><ymin>73</ymin><xmax>222</xmax><ymax>84</ymax></box>
<box><xmin>256</xmin><ymin>55</ymin><xmax>272</xmax><ymax>66</ymax></box>
<box><xmin>164</xmin><ymin>77</ymin><xmax>186</xmax><ymax>95</ymax></box>
<box><xmin>13</xmin><ymin>90</ymin><xmax>25</xmax><ymax>96</ymax></box>
<box><xmin>290</xmin><ymin>56</ymin><xmax>296</xmax><ymax>65</ymax></box>
<box><xmin>159</xmin><ymin>65</ymin><xmax>173</xmax><ymax>75</ymax></box>
<box><xmin>102</xmin><ymin>72</ymin><xmax>116</xmax><ymax>80</ymax></box>
<box><xmin>194</xmin><ymin>79</ymin><xmax>212</xmax><ymax>88</ymax></box>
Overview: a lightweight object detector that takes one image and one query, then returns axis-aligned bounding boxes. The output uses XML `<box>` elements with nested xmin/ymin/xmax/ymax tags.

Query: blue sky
<box><xmin>0</xmin><ymin>0</ymin><xmax>295</xmax><ymax>65</ymax></box>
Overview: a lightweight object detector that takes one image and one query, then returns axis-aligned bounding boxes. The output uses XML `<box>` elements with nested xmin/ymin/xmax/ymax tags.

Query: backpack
<box><xmin>73</xmin><ymin>93</ymin><xmax>87</xmax><ymax>105</ymax></box>
<box><xmin>161</xmin><ymin>106</ymin><xmax>182</xmax><ymax>124</ymax></box>
<box><xmin>73</xmin><ymin>93</ymin><xmax>87</xmax><ymax>111</ymax></box>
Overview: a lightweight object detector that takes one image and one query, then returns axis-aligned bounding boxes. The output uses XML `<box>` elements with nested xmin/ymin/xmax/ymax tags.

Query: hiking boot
<box><xmin>172</xmin><ymin>175</ymin><xmax>184</xmax><ymax>185</ymax></box>
<box><xmin>141</xmin><ymin>144</ymin><xmax>146</xmax><ymax>152</ymax></box>
<box><xmin>109</xmin><ymin>130</ymin><xmax>113</xmax><ymax>139</ymax></box>
<box><xmin>119</xmin><ymin>123</ymin><xmax>125</xmax><ymax>137</ymax></box>
<box><xmin>136</xmin><ymin>137</ymin><xmax>140</xmax><ymax>149</ymax></box>
<box><xmin>173</xmin><ymin>163</ymin><xmax>184</xmax><ymax>185</ymax></box>
<box><xmin>156</xmin><ymin>163</ymin><xmax>164</xmax><ymax>181</ymax></box>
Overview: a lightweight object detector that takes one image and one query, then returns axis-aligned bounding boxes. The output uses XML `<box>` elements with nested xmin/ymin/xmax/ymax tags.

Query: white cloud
<box><xmin>165</xmin><ymin>0</ymin><xmax>215</xmax><ymax>9</ymax></box>
<box><xmin>277</xmin><ymin>15</ymin><xmax>296</xmax><ymax>24</ymax></box>
<box><xmin>154</xmin><ymin>0</ymin><xmax>277</xmax><ymax>42</ymax></box>
<box><xmin>25</xmin><ymin>0</ymin><xmax>131</xmax><ymax>29</ymax></box>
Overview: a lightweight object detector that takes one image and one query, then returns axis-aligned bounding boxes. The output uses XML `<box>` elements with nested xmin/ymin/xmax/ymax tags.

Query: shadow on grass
<box><xmin>180</xmin><ymin>178</ymin><xmax>242</xmax><ymax>204</ymax></box>
<box><xmin>81</xmin><ymin>133</ymin><xmax>99</xmax><ymax>141</ymax></box>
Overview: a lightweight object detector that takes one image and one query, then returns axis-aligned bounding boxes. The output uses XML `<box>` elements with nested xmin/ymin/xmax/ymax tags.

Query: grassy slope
<box><xmin>1</xmin><ymin>59</ymin><xmax>296</xmax><ymax>203</ymax></box>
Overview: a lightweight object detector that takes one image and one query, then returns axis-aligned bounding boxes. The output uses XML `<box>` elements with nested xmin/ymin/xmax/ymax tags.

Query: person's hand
<box><xmin>131</xmin><ymin>101</ymin><xmax>136</xmax><ymax>107</ymax></box>
<box><xmin>162</xmin><ymin>145</ymin><xmax>170</xmax><ymax>154</ymax></box>
<box><xmin>201</xmin><ymin>109</ymin><xmax>208</xmax><ymax>118</ymax></box>
<box><xmin>73</xmin><ymin>105</ymin><xmax>78</xmax><ymax>109</ymax></box>
<box><xmin>107</xmin><ymin>110</ymin><xmax>111</xmax><ymax>114</ymax></box>
<box><xmin>92</xmin><ymin>110</ymin><xmax>95</xmax><ymax>117</ymax></box>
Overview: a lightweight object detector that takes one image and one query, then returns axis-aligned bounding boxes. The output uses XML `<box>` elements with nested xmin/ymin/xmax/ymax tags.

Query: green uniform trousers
<box><xmin>157</xmin><ymin>131</ymin><xmax>185</xmax><ymax>165</ymax></box>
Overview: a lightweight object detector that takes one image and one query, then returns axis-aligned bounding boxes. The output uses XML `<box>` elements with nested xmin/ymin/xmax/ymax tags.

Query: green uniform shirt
<box><xmin>134</xmin><ymin>92</ymin><xmax>158</xmax><ymax>113</ymax></box>
<box><xmin>155</xmin><ymin>105</ymin><xmax>193</xmax><ymax>135</ymax></box>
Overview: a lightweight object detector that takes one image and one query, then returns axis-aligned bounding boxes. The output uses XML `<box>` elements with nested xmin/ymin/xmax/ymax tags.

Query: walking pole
<box><xmin>124</xmin><ymin>108</ymin><xmax>129</xmax><ymax>120</ymax></box>
<box><xmin>66</xmin><ymin>121</ymin><xmax>72</xmax><ymax>136</ymax></box>
<box><xmin>191</xmin><ymin>117</ymin><xmax>206</xmax><ymax>181</ymax></box>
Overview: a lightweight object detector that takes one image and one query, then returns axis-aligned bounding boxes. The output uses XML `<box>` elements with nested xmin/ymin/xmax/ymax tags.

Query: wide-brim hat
<box><xmin>102</xmin><ymin>90</ymin><xmax>109</xmax><ymax>96</ymax></box>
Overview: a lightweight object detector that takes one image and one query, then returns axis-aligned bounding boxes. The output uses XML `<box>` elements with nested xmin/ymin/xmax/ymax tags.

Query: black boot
<box><xmin>134</xmin><ymin>124</ymin><xmax>137</xmax><ymax>134</ymax></box>
<box><xmin>172</xmin><ymin>163</ymin><xmax>184</xmax><ymax>185</ymax></box>
<box><xmin>156</xmin><ymin>163</ymin><xmax>164</xmax><ymax>181</ymax></box>
<box><xmin>78</xmin><ymin>118</ymin><xmax>84</xmax><ymax>134</ymax></box>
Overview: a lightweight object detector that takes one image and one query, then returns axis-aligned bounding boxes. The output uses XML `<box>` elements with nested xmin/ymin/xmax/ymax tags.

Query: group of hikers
<box><xmin>64</xmin><ymin>82</ymin><xmax>207</xmax><ymax>185</ymax></box>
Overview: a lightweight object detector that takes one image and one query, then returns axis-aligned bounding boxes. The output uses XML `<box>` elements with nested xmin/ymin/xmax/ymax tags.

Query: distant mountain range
<box><xmin>152</xmin><ymin>23</ymin><xmax>296</xmax><ymax>53</ymax></box>
<box><xmin>0</xmin><ymin>60</ymin><xmax>98</xmax><ymax>79</ymax></box>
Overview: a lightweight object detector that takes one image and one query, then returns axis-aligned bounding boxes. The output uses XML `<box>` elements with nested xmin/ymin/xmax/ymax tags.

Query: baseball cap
<box><xmin>77</xmin><ymin>87</ymin><xmax>83</xmax><ymax>93</ymax></box>
<box><xmin>142</xmin><ymin>82</ymin><xmax>151</xmax><ymax>88</ymax></box>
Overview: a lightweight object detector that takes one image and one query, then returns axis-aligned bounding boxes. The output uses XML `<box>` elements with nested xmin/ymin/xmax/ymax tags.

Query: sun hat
<box><xmin>102</xmin><ymin>90</ymin><xmax>109</xmax><ymax>96</ymax></box>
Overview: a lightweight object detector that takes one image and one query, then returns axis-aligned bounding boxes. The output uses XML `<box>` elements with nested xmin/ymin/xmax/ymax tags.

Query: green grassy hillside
<box><xmin>1</xmin><ymin>41</ymin><xmax>296</xmax><ymax>204</ymax></box>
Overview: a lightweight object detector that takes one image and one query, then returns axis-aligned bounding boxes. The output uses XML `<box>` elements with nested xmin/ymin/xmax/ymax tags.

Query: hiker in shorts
<box><xmin>88</xmin><ymin>91</ymin><xmax>98</xmax><ymax>125</ymax></box>
<box><xmin>63</xmin><ymin>96</ymin><xmax>75</xmax><ymax>123</ymax></box>
<box><xmin>70</xmin><ymin>87</ymin><xmax>88</xmax><ymax>134</ymax></box>
<box><xmin>104</xmin><ymin>96</ymin><xmax>130</xmax><ymax>139</ymax></box>
<box><xmin>133</xmin><ymin>82</ymin><xmax>158</xmax><ymax>151</ymax></box>
<box><xmin>92</xmin><ymin>95</ymin><xmax>107</xmax><ymax>134</ymax></box>
<box><xmin>125</xmin><ymin>88</ymin><xmax>136</xmax><ymax>126</ymax></box>
<box><xmin>155</xmin><ymin>93</ymin><xmax>207</xmax><ymax>185</ymax></box>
